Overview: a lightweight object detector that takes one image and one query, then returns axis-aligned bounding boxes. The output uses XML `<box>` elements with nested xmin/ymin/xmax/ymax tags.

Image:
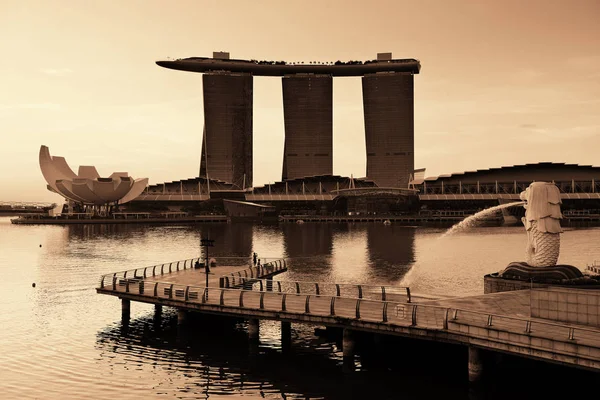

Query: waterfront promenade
<box><xmin>97</xmin><ymin>258</ymin><xmax>600</xmax><ymax>381</ymax></box>
<box><xmin>11</xmin><ymin>213</ymin><xmax>228</xmax><ymax>224</ymax></box>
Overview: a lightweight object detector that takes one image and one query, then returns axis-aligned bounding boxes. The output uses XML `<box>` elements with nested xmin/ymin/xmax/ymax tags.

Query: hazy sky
<box><xmin>1</xmin><ymin>0</ymin><xmax>598</xmax><ymax>202</ymax></box>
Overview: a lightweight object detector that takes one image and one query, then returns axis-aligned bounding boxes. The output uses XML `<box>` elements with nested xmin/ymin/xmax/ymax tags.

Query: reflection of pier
<box><xmin>98</xmin><ymin>259</ymin><xmax>600</xmax><ymax>381</ymax></box>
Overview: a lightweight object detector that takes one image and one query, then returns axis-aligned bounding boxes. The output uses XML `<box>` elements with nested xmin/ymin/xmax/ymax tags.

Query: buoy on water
<box><xmin>39</xmin><ymin>244</ymin><xmax>42</xmax><ymax>247</ymax></box>
<box><xmin>32</xmin><ymin>283</ymin><xmax>36</xmax><ymax>288</ymax></box>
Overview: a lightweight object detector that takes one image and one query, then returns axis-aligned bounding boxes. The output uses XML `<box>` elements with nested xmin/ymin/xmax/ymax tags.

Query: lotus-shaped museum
<box><xmin>40</xmin><ymin>145</ymin><xmax>148</xmax><ymax>206</ymax></box>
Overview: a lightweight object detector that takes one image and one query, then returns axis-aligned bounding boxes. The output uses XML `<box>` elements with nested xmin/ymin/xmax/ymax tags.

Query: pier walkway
<box><xmin>97</xmin><ymin>260</ymin><xmax>600</xmax><ymax>380</ymax></box>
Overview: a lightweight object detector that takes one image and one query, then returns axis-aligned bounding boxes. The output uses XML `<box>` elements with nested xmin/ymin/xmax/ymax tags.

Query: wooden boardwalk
<box><xmin>97</xmin><ymin>260</ymin><xmax>600</xmax><ymax>376</ymax></box>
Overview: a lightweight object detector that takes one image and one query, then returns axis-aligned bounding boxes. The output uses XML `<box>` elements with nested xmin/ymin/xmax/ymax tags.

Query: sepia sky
<box><xmin>0</xmin><ymin>0</ymin><xmax>599</xmax><ymax>202</ymax></box>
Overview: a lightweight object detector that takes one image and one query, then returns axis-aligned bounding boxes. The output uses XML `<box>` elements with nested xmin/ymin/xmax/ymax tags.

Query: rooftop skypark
<box><xmin>156</xmin><ymin>52</ymin><xmax>421</xmax><ymax>77</ymax></box>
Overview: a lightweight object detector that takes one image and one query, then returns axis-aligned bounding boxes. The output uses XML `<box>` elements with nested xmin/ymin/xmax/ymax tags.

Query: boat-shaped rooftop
<box><xmin>157</xmin><ymin>53</ymin><xmax>421</xmax><ymax>77</ymax></box>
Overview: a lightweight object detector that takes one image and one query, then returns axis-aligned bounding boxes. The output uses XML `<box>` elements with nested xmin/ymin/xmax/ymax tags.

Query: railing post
<box><xmin>295</xmin><ymin>282</ymin><xmax>300</xmax><ymax>294</ymax></box>
<box><xmin>443</xmin><ymin>309</ymin><xmax>449</xmax><ymax>330</ymax></box>
<box><xmin>259</xmin><ymin>280</ymin><xmax>264</xmax><ymax>291</ymax></box>
<box><xmin>125</xmin><ymin>280</ymin><xmax>130</xmax><ymax>293</ymax></box>
<box><xmin>244</xmin><ymin>269</ymin><xmax>248</xmax><ymax>278</ymax></box>
<box><xmin>282</xmin><ymin>293</ymin><xmax>287</xmax><ymax>311</ymax></box>
<box><xmin>239</xmin><ymin>291</ymin><xmax>244</xmax><ymax>307</ymax></box>
<box><xmin>153</xmin><ymin>265</ymin><xmax>156</xmax><ymax>276</ymax></box>
<box><xmin>330</xmin><ymin>296</ymin><xmax>336</xmax><ymax>316</ymax></box>
<box><xmin>153</xmin><ymin>282</ymin><xmax>158</xmax><ymax>297</ymax></box>
<box><xmin>124</xmin><ymin>271</ymin><xmax>128</xmax><ymax>279</ymax></box>
<box><xmin>381</xmin><ymin>286</ymin><xmax>386</xmax><ymax>301</ymax></box>
<box><xmin>176</xmin><ymin>261</ymin><xmax>180</xmax><ymax>271</ymax></box>
<box><xmin>336</xmin><ymin>284</ymin><xmax>340</xmax><ymax>297</ymax></box>
<box><xmin>225</xmin><ymin>276</ymin><xmax>230</xmax><ymax>288</ymax></box>
<box><xmin>487</xmin><ymin>315</ymin><xmax>493</xmax><ymax>327</ymax></box>
<box><xmin>260</xmin><ymin>292</ymin><xmax>265</xmax><ymax>309</ymax></box>
<box><xmin>411</xmin><ymin>305</ymin><xmax>417</xmax><ymax>326</ymax></box>
<box><xmin>185</xmin><ymin>286</ymin><xmax>189</xmax><ymax>301</ymax></box>
<box><xmin>100</xmin><ymin>275</ymin><xmax>105</xmax><ymax>289</ymax></box>
<box><xmin>357</xmin><ymin>285</ymin><xmax>363</xmax><ymax>299</ymax></box>
<box><xmin>315</xmin><ymin>283</ymin><xmax>320</xmax><ymax>295</ymax></box>
<box><xmin>202</xmin><ymin>288</ymin><xmax>208</xmax><ymax>304</ymax></box>
<box><xmin>355</xmin><ymin>299</ymin><xmax>361</xmax><ymax>319</ymax></box>
<box><xmin>406</xmin><ymin>287</ymin><xmax>411</xmax><ymax>303</ymax></box>
<box><xmin>169</xmin><ymin>263</ymin><xmax>172</xmax><ymax>273</ymax></box>
<box><xmin>219</xmin><ymin>289</ymin><xmax>225</xmax><ymax>305</ymax></box>
<box><xmin>305</xmin><ymin>295</ymin><xmax>311</xmax><ymax>313</ymax></box>
<box><xmin>525</xmin><ymin>320</ymin><xmax>531</xmax><ymax>334</ymax></box>
<box><xmin>277</xmin><ymin>281</ymin><xmax>282</xmax><ymax>293</ymax></box>
<box><xmin>453</xmin><ymin>309</ymin><xmax>458</xmax><ymax>320</ymax></box>
<box><xmin>161</xmin><ymin>264</ymin><xmax>164</xmax><ymax>275</ymax></box>
<box><xmin>143</xmin><ymin>268</ymin><xmax>147</xmax><ymax>278</ymax></box>
<box><xmin>569</xmin><ymin>328</ymin><xmax>575</xmax><ymax>340</ymax></box>
<box><xmin>382</xmin><ymin>302</ymin><xmax>388</xmax><ymax>322</ymax></box>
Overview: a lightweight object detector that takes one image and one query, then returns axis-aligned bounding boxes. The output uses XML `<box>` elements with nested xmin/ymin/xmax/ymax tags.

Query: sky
<box><xmin>0</xmin><ymin>0</ymin><xmax>598</xmax><ymax>202</ymax></box>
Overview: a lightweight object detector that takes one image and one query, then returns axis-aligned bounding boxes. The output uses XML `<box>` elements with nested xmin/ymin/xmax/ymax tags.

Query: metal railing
<box><xmin>98</xmin><ymin>279</ymin><xmax>600</xmax><ymax>355</ymax></box>
<box><xmin>98</xmin><ymin>257</ymin><xmax>205</xmax><ymax>288</ymax></box>
<box><xmin>223</xmin><ymin>277</ymin><xmax>411</xmax><ymax>303</ymax></box>
<box><xmin>447</xmin><ymin>307</ymin><xmax>600</xmax><ymax>348</ymax></box>
<box><xmin>219</xmin><ymin>259</ymin><xmax>288</xmax><ymax>284</ymax></box>
<box><xmin>98</xmin><ymin>257</ymin><xmax>287</xmax><ymax>289</ymax></box>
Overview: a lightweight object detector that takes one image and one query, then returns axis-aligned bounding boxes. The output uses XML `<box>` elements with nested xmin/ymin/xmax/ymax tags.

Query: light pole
<box><xmin>200</xmin><ymin>238</ymin><xmax>215</xmax><ymax>291</ymax></box>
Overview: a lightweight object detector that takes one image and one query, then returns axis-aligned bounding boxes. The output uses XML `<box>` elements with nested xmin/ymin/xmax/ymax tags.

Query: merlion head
<box><xmin>520</xmin><ymin>182</ymin><xmax>562</xmax><ymax>233</ymax></box>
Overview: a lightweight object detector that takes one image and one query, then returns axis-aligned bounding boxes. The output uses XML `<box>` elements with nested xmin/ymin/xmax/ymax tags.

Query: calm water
<box><xmin>1</xmin><ymin>216</ymin><xmax>599</xmax><ymax>399</ymax></box>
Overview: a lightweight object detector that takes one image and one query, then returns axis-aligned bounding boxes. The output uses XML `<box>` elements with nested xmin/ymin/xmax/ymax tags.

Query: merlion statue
<box><xmin>519</xmin><ymin>182</ymin><xmax>562</xmax><ymax>267</ymax></box>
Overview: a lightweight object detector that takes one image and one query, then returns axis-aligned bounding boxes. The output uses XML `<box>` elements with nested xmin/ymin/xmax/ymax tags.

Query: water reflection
<box><xmin>96</xmin><ymin>311</ymin><xmax>474</xmax><ymax>400</ymax></box>
<box><xmin>98</xmin><ymin>310</ymin><xmax>600</xmax><ymax>400</ymax></box>
<box><xmin>3</xmin><ymin>216</ymin><xmax>600</xmax><ymax>400</ymax></box>
<box><xmin>201</xmin><ymin>223</ymin><xmax>253</xmax><ymax>257</ymax></box>
<box><xmin>97</xmin><ymin>312</ymin><xmax>347</xmax><ymax>399</ymax></box>
<box><xmin>282</xmin><ymin>223</ymin><xmax>334</xmax><ymax>257</ymax></box>
<box><xmin>365</xmin><ymin>225</ymin><xmax>415</xmax><ymax>283</ymax></box>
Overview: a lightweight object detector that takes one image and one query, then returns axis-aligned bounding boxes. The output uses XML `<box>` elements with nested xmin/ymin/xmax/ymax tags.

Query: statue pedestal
<box><xmin>484</xmin><ymin>262</ymin><xmax>600</xmax><ymax>294</ymax></box>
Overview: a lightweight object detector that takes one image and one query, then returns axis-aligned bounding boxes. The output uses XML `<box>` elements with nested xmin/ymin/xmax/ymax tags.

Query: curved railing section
<box><xmin>97</xmin><ymin>257</ymin><xmax>288</xmax><ymax>290</ymax></box>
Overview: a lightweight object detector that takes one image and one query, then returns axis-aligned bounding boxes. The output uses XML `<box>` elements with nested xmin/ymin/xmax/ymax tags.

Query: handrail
<box><xmin>447</xmin><ymin>306</ymin><xmax>600</xmax><ymax>336</ymax></box>
<box><xmin>99</xmin><ymin>278</ymin><xmax>600</xmax><ymax>348</ymax></box>
<box><xmin>98</xmin><ymin>256</ymin><xmax>280</xmax><ymax>288</ymax></box>
<box><xmin>224</xmin><ymin>276</ymin><xmax>412</xmax><ymax>303</ymax></box>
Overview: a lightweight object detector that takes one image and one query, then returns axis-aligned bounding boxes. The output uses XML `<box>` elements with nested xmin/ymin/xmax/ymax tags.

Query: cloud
<box><xmin>40</xmin><ymin>68</ymin><xmax>73</xmax><ymax>76</ymax></box>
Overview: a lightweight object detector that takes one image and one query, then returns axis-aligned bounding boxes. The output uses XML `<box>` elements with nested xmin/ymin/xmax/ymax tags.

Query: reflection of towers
<box><xmin>281</xmin><ymin>224</ymin><xmax>334</xmax><ymax>257</ymax></box>
<box><xmin>201</xmin><ymin>224</ymin><xmax>253</xmax><ymax>258</ymax></box>
<box><xmin>200</xmin><ymin>72</ymin><xmax>253</xmax><ymax>188</ymax></box>
<box><xmin>362</xmin><ymin>72</ymin><xmax>414</xmax><ymax>188</ymax></box>
<box><xmin>366</xmin><ymin>225</ymin><xmax>415</xmax><ymax>281</ymax></box>
<box><xmin>282</xmin><ymin>75</ymin><xmax>333</xmax><ymax>180</ymax></box>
